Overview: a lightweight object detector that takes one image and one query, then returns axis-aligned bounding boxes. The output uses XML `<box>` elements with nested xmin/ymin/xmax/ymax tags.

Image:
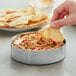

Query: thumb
<box><xmin>50</xmin><ymin>17</ymin><xmax>72</xmax><ymax>29</ymax></box>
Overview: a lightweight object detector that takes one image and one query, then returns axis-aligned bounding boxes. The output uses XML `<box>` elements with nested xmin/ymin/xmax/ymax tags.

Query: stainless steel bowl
<box><xmin>11</xmin><ymin>33</ymin><xmax>66</xmax><ymax>65</ymax></box>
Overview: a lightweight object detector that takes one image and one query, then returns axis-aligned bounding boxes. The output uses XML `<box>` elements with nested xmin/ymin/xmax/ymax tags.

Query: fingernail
<box><xmin>50</xmin><ymin>23</ymin><xmax>56</xmax><ymax>28</ymax></box>
<box><xmin>50</xmin><ymin>23</ymin><xmax>60</xmax><ymax>29</ymax></box>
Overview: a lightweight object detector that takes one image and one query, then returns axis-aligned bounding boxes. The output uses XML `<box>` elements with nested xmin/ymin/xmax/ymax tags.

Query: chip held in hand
<box><xmin>38</xmin><ymin>27</ymin><xmax>64</xmax><ymax>42</ymax></box>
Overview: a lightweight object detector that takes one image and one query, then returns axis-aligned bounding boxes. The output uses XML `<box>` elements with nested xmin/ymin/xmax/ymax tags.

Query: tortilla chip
<box><xmin>12</xmin><ymin>24</ymin><xmax>27</xmax><ymax>28</ymax></box>
<box><xmin>4</xmin><ymin>9</ymin><xmax>17</xmax><ymax>14</ymax></box>
<box><xmin>9</xmin><ymin>15</ymin><xmax>31</xmax><ymax>27</ymax></box>
<box><xmin>38</xmin><ymin>27</ymin><xmax>64</xmax><ymax>42</ymax></box>
<box><xmin>0</xmin><ymin>17</ymin><xmax>6</xmax><ymax>22</ymax></box>
<box><xmin>0</xmin><ymin>22</ymin><xmax>9</xmax><ymax>28</ymax></box>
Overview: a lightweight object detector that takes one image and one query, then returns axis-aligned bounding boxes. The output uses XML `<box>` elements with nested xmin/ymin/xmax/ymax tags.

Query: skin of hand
<box><xmin>50</xmin><ymin>0</ymin><xmax>76</xmax><ymax>29</ymax></box>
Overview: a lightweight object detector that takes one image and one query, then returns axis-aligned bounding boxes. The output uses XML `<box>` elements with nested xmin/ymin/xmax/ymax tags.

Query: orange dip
<box><xmin>13</xmin><ymin>32</ymin><xmax>64</xmax><ymax>51</ymax></box>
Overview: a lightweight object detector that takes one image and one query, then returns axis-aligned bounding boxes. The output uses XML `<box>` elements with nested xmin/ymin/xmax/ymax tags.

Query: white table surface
<box><xmin>0</xmin><ymin>25</ymin><xmax>76</xmax><ymax>76</ymax></box>
<box><xmin>0</xmin><ymin>0</ymin><xmax>76</xmax><ymax>76</ymax></box>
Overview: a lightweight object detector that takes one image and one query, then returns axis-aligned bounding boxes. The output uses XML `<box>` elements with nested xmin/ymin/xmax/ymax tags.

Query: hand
<box><xmin>50</xmin><ymin>0</ymin><xmax>76</xmax><ymax>29</ymax></box>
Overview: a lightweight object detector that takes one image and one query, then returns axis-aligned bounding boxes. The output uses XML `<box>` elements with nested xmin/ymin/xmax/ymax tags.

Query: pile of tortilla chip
<box><xmin>0</xmin><ymin>7</ymin><xmax>50</xmax><ymax>28</ymax></box>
